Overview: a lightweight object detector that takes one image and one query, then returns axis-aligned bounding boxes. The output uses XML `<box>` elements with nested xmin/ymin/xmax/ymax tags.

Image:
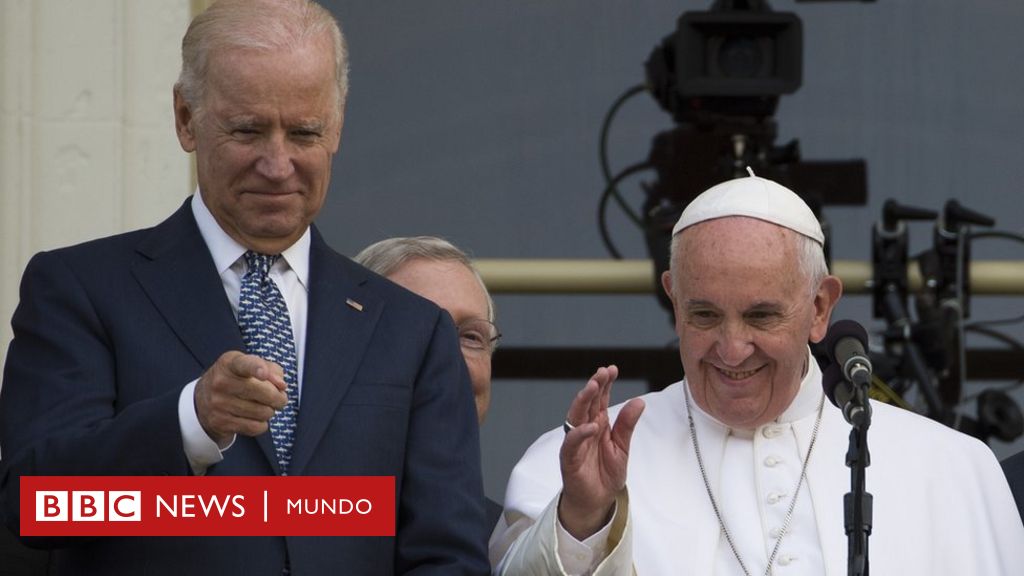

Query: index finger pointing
<box><xmin>228</xmin><ymin>353</ymin><xmax>279</xmax><ymax>384</ymax></box>
<box><xmin>264</xmin><ymin>361</ymin><xmax>287</xmax><ymax>391</ymax></box>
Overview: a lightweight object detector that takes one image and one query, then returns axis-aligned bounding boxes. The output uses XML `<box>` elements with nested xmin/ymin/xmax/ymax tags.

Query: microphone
<box><xmin>822</xmin><ymin>320</ymin><xmax>873</xmax><ymax>427</ymax></box>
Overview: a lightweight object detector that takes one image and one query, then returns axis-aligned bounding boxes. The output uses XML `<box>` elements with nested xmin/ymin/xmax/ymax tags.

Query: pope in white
<box><xmin>489</xmin><ymin>173</ymin><xmax>1024</xmax><ymax>575</ymax></box>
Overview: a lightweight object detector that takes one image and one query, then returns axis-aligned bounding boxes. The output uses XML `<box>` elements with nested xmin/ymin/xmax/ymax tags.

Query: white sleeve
<box><xmin>491</xmin><ymin>490</ymin><xmax>634</xmax><ymax>576</ymax></box>
<box><xmin>555</xmin><ymin>500</ymin><xmax>615</xmax><ymax>575</ymax></box>
<box><xmin>177</xmin><ymin>379</ymin><xmax>234</xmax><ymax>475</ymax></box>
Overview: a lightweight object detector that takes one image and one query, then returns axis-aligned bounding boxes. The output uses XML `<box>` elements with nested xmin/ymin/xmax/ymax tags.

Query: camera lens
<box><xmin>717</xmin><ymin>36</ymin><xmax>764</xmax><ymax>78</ymax></box>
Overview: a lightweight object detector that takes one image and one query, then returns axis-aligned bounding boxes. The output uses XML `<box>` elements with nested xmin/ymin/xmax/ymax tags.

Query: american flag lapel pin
<box><xmin>345</xmin><ymin>298</ymin><xmax>364</xmax><ymax>312</ymax></box>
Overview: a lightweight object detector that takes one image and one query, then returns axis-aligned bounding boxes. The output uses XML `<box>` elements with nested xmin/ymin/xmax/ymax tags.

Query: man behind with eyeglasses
<box><xmin>356</xmin><ymin>236</ymin><xmax>501</xmax><ymax>526</ymax></box>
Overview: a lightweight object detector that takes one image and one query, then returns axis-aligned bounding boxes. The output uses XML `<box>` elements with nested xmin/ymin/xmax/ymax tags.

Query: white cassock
<box><xmin>490</xmin><ymin>350</ymin><xmax>1024</xmax><ymax>575</ymax></box>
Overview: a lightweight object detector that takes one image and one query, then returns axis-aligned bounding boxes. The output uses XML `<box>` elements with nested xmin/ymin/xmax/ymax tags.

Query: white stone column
<box><xmin>0</xmin><ymin>0</ymin><xmax>194</xmax><ymax>369</ymax></box>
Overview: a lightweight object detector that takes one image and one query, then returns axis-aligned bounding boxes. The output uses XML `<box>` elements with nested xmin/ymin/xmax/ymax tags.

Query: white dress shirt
<box><xmin>177</xmin><ymin>190</ymin><xmax>310</xmax><ymax>474</ymax></box>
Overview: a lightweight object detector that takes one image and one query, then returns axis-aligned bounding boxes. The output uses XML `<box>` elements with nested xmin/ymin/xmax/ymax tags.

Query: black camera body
<box><xmin>646</xmin><ymin>0</ymin><xmax>803</xmax><ymax>123</ymax></box>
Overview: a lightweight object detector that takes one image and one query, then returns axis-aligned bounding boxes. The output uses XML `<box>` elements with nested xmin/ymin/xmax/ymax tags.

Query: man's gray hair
<box><xmin>176</xmin><ymin>0</ymin><xmax>349</xmax><ymax>117</ymax></box>
<box><xmin>670</xmin><ymin>223</ymin><xmax>828</xmax><ymax>299</ymax></box>
<box><xmin>795</xmin><ymin>232</ymin><xmax>829</xmax><ymax>297</ymax></box>
<box><xmin>355</xmin><ymin>236</ymin><xmax>496</xmax><ymax>323</ymax></box>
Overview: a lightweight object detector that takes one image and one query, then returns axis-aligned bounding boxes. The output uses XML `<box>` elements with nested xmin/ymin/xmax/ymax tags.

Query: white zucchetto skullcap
<box><xmin>671</xmin><ymin>170</ymin><xmax>824</xmax><ymax>245</ymax></box>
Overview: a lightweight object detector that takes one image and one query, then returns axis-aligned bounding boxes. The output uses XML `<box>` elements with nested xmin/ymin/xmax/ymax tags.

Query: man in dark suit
<box><xmin>0</xmin><ymin>1</ymin><xmax>488</xmax><ymax>574</ymax></box>
<box><xmin>1002</xmin><ymin>451</ymin><xmax>1024</xmax><ymax>523</ymax></box>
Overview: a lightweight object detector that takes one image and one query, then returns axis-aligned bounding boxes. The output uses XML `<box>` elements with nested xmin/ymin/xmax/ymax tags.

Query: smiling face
<box><xmin>173</xmin><ymin>33</ymin><xmax>343</xmax><ymax>254</ymax></box>
<box><xmin>662</xmin><ymin>217</ymin><xmax>840</xmax><ymax>428</ymax></box>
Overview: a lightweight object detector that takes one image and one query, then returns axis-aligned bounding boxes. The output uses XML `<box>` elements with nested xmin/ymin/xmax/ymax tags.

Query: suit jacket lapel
<box><xmin>131</xmin><ymin>199</ymin><xmax>280</xmax><ymax>472</ymax></box>
<box><xmin>131</xmin><ymin>199</ymin><xmax>243</xmax><ymax>370</ymax></box>
<box><xmin>288</xmin><ymin>228</ymin><xmax>383</xmax><ymax>476</ymax></box>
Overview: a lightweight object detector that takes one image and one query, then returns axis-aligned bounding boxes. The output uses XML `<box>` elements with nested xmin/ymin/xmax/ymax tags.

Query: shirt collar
<box><xmin>191</xmin><ymin>189</ymin><xmax>311</xmax><ymax>288</ymax></box>
<box><xmin>777</xmin><ymin>346</ymin><xmax>824</xmax><ymax>423</ymax></box>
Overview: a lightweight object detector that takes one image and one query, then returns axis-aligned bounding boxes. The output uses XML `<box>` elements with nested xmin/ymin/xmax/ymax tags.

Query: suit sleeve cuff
<box><xmin>178</xmin><ymin>379</ymin><xmax>233</xmax><ymax>475</ymax></box>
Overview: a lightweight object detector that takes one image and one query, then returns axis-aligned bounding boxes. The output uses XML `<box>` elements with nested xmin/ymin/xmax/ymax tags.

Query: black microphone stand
<box><xmin>824</xmin><ymin>323</ymin><xmax>875</xmax><ymax>576</ymax></box>
<box><xmin>843</xmin><ymin>372</ymin><xmax>872</xmax><ymax>576</ymax></box>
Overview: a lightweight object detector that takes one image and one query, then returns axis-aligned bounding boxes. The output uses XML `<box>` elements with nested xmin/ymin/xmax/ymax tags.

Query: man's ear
<box><xmin>662</xmin><ymin>269</ymin><xmax>686</xmax><ymax>334</ymax></box>
<box><xmin>173</xmin><ymin>88</ymin><xmax>197</xmax><ymax>153</ymax></box>
<box><xmin>809</xmin><ymin>275</ymin><xmax>843</xmax><ymax>343</ymax></box>
<box><xmin>660</xmin><ymin>270</ymin><xmax>674</xmax><ymax>306</ymax></box>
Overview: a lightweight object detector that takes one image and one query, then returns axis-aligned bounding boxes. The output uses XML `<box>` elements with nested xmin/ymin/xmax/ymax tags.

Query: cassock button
<box><xmin>778</xmin><ymin>555</ymin><xmax>796</xmax><ymax>566</ymax></box>
<box><xmin>767</xmin><ymin>492</ymin><xmax>786</xmax><ymax>505</ymax></box>
<box><xmin>769</xmin><ymin>526</ymin><xmax>782</xmax><ymax>539</ymax></box>
<box><xmin>764</xmin><ymin>456</ymin><xmax>781</xmax><ymax>467</ymax></box>
<box><xmin>762</xmin><ymin>425</ymin><xmax>783</xmax><ymax>439</ymax></box>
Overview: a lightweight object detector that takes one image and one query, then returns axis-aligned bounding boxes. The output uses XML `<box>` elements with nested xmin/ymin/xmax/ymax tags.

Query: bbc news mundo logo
<box><xmin>21</xmin><ymin>476</ymin><xmax>394</xmax><ymax>537</ymax></box>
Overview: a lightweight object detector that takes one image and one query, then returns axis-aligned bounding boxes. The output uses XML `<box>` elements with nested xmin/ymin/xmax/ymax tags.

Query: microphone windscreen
<box><xmin>822</xmin><ymin>319</ymin><xmax>869</xmax><ymax>364</ymax></box>
<box><xmin>821</xmin><ymin>362</ymin><xmax>843</xmax><ymax>409</ymax></box>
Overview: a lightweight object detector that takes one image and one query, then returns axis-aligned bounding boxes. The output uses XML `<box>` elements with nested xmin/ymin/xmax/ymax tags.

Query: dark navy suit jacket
<box><xmin>1002</xmin><ymin>450</ymin><xmax>1024</xmax><ymax>525</ymax></box>
<box><xmin>0</xmin><ymin>200</ymin><xmax>489</xmax><ymax>575</ymax></box>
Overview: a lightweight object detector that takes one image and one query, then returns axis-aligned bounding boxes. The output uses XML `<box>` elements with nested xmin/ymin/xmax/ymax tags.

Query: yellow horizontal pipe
<box><xmin>473</xmin><ymin>259</ymin><xmax>1024</xmax><ymax>295</ymax></box>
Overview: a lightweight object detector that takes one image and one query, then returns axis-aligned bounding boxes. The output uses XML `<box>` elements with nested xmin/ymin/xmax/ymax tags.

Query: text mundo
<box><xmin>286</xmin><ymin>497</ymin><xmax>373</xmax><ymax>515</ymax></box>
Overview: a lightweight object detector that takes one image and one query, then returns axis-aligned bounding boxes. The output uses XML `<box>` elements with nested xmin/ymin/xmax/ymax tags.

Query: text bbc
<box><xmin>37</xmin><ymin>491</ymin><xmax>142</xmax><ymax>522</ymax></box>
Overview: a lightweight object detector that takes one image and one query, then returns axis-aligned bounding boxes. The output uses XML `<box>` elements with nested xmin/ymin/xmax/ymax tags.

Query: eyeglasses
<box><xmin>457</xmin><ymin>318</ymin><xmax>501</xmax><ymax>355</ymax></box>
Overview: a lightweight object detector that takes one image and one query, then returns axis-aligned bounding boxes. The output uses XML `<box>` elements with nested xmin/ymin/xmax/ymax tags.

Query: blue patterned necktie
<box><xmin>238</xmin><ymin>251</ymin><xmax>300</xmax><ymax>475</ymax></box>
